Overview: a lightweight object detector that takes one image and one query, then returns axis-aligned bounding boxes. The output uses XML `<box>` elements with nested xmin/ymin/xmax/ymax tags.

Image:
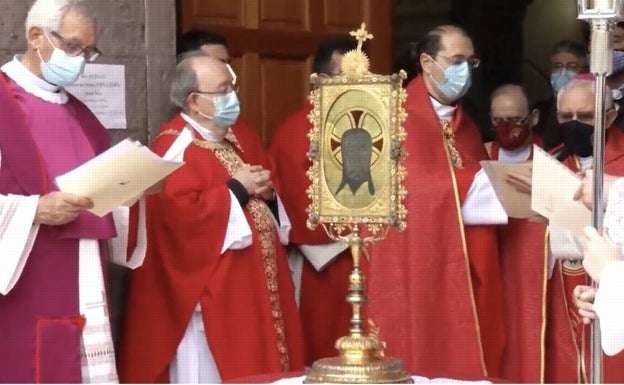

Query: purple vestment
<box><xmin>0</xmin><ymin>72</ymin><xmax>116</xmax><ymax>383</ymax></box>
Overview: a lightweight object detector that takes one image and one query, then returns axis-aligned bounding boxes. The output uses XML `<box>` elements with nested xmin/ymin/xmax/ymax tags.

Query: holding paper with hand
<box><xmin>55</xmin><ymin>138</ymin><xmax>183</xmax><ymax>216</ymax></box>
<box><xmin>573</xmin><ymin>173</ymin><xmax>624</xmax><ymax>356</ymax></box>
<box><xmin>0</xmin><ymin>1</ymin><xmax>163</xmax><ymax>382</ymax></box>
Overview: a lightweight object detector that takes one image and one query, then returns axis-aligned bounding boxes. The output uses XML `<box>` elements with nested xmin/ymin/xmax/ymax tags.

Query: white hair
<box><xmin>557</xmin><ymin>78</ymin><xmax>614</xmax><ymax>110</ymax></box>
<box><xmin>25</xmin><ymin>0</ymin><xmax>98</xmax><ymax>37</ymax></box>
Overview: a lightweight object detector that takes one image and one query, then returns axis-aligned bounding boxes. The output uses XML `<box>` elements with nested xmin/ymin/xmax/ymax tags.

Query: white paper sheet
<box><xmin>480</xmin><ymin>160</ymin><xmax>534</xmax><ymax>218</ymax></box>
<box><xmin>531</xmin><ymin>145</ymin><xmax>591</xmax><ymax>238</ymax></box>
<box><xmin>55</xmin><ymin>139</ymin><xmax>183</xmax><ymax>217</ymax></box>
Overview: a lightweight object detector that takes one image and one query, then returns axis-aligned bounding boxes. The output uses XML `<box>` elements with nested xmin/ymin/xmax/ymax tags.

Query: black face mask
<box><xmin>561</xmin><ymin>120</ymin><xmax>594</xmax><ymax>157</ymax></box>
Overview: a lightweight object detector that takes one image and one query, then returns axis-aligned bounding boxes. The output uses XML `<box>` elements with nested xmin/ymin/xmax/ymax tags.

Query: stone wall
<box><xmin>0</xmin><ymin>0</ymin><xmax>177</xmax><ymax>143</ymax></box>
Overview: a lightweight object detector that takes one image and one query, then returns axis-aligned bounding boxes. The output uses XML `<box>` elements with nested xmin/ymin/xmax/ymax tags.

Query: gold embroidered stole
<box><xmin>161</xmin><ymin>131</ymin><xmax>290</xmax><ymax>370</ymax></box>
<box><xmin>441</xmin><ymin>119</ymin><xmax>464</xmax><ymax>169</ymax></box>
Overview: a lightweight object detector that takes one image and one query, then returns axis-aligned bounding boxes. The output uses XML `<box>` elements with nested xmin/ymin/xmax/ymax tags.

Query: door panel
<box><xmin>189</xmin><ymin>0</ymin><xmax>244</xmax><ymax>26</ymax></box>
<box><xmin>322</xmin><ymin>0</ymin><xmax>366</xmax><ymax>30</ymax></box>
<box><xmin>179</xmin><ymin>0</ymin><xmax>391</xmax><ymax>144</ymax></box>
<box><xmin>259</xmin><ymin>0</ymin><xmax>309</xmax><ymax>31</ymax></box>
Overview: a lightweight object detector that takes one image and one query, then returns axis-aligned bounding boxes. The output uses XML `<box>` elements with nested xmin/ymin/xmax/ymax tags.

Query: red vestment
<box><xmin>366</xmin><ymin>76</ymin><xmax>504</xmax><ymax>380</ymax></box>
<box><xmin>118</xmin><ymin>115</ymin><xmax>304</xmax><ymax>382</ymax></box>
<box><xmin>269</xmin><ymin>104</ymin><xmax>357</xmax><ymax>364</ymax></box>
<box><xmin>545</xmin><ymin>127</ymin><xmax>624</xmax><ymax>383</ymax></box>
<box><xmin>489</xmin><ymin>140</ymin><xmax>548</xmax><ymax>383</ymax></box>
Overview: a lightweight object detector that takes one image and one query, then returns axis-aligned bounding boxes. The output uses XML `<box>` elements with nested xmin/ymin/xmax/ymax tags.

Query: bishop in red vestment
<box><xmin>543</xmin><ymin>78</ymin><xmax>624</xmax><ymax>383</ymax></box>
<box><xmin>119</xmin><ymin>55</ymin><xmax>304</xmax><ymax>383</ymax></box>
<box><xmin>367</xmin><ymin>26</ymin><xmax>506</xmax><ymax>380</ymax></box>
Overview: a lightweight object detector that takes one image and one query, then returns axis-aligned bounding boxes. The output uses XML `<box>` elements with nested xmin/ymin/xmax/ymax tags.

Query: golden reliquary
<box><xmin>304</xmin><ymin>23</ymin><xmax>412</xmax><ymax>384</ymax></box>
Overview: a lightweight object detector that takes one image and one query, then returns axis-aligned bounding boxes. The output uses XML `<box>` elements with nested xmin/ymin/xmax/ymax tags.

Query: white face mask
<box><xmin>37</xmin><ymin>31</ymin><xmax>85</xmax><ymax>87</ymax></box>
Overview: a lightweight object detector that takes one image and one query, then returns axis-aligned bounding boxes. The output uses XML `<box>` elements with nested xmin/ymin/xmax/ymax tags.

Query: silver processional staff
<box><xmin>577</xmin><ymin>0</ymin><xmax>624</xmax><ymax>383</ymax></box>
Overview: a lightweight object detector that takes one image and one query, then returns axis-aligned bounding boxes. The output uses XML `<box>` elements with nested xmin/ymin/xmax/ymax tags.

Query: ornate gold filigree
<box><xmin>303</xmin><ymin>23</ymin><xmax>412</xmax><ymax>384</ymax></box>
<box><xmin>440</xmin><ymin>119</ymin><xmax>464</xmax><ymax>169</ymax></box>
<box><xmin>306</xmin><ymin>71</ymin><xmax>408</xmax><ymax>235</ymax></box>
<box><xmin>341</xmin><ymin>23</ymin><xmax>374</xmax><ymax>79</ymax></box>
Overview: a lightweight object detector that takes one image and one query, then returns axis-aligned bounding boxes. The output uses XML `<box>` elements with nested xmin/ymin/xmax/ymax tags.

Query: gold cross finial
<box><xmin>350</xmin><ymin>23</ymin><xmax>374</xmax><ymax>51</ymax></box>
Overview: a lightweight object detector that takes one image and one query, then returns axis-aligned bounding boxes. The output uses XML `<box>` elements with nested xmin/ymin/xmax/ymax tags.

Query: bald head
<box><xmin>169</xmin><ymin>53</ymin><xmax>234</xmax><ymax>111</ymax></box>
<box><xmin>490</xmin><ymin>84</ymin><xmax>530</xmax><ymax>120</ymax></box>
<box><xmin>191</xmin><ymin>55</ymin><xmax>232</xmax><ymax>85</ymax></box>
<box><xmin>557</xmin><ymin>78</ymin><xmax>613</xmax><ymax>111</ymax></box>
<box><xmin>489</xmin><ymin>84</ymin><xmax>537</xmax><ymax>150</ymax></box>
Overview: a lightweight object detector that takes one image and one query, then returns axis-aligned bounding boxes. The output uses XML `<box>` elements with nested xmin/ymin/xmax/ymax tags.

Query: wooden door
<box><xmin>178</xmin><ymin>0</ymin><xmax>392</xmax><ymax>144</ymax></box>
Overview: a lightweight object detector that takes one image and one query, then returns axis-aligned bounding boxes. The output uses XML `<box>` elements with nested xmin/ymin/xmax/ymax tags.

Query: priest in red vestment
<box><xmin>486</xmin><ymin>84</ymin><xmax>547</xmax><ymax>383</ymax></box>
<box><xmin>543</xmin><ymin>77</ymin><xmax>624</xmax><ymax>383</ymax></box>
<box><xmin>366</xmin><ymin>25</ymin><xmax>507</xmax><ymax>380</ymax></box>
<box><xmin>118</xmin><ymin>54</ymin><xmax>304</xmax><ymax>383</ymax></box>
<box><xmin>269</xmin><ymin>38</ymin><xmax>360</xmax><ymax>365</ymax></box>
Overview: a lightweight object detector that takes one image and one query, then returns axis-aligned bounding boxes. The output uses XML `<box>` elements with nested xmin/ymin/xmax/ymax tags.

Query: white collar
<box><xmin>499</xmin><ymin>144</ymin><xmax>532</xmax><ymax>163</ymax></box>
<box><xmin>578</xmin><ymin>155</ymin><xmax>593</xmax><ymax>171</ymax></box>
<box><xmin>430</xmin><ymin>96</ymin><xmax>456</xmax><ymax>120</ymax></box>
<box><xmin>180</xmin><ymin>112</ymin><xmax>223</xmax><ymax>142</ymax></box>
<box><xmin>1</xmin><ymin>55</ymin><xmax>68</xmax><ymax>104</ymax></box>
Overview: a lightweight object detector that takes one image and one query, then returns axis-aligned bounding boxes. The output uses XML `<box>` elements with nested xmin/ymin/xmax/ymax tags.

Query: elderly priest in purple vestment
<box><xmin>0</xmin><ymin>0</ymin><xmax>147</xmax><ymax>383</ymax></box>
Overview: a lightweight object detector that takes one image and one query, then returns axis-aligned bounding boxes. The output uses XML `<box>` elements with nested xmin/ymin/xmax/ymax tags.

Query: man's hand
<box><xmin>232</xmin><ymin>165</ymin><xmax>265</xmax><ymax>195</ymax></box>
<box><xmin>253</xmin><ymin>169</ymin><xmax>274</xmax><ymax>200</ymax></box>
<box><xmin>573</xmin><ymin>285</ymin><xmax>598</xmax><ymax>325</ymax></box>
<box><xmin>34</xmin><ymin>191</ymin><xmax>93</xmax><ymax>226</ymax></box>
<box><xmin>506</xmin><ymin>172</ymin><xmax>532</xmax><ymax>195</ymax></box>
<box><xmin>573</xmin><ymin>170</ymin><xmax>619</xmax><ymax>210</ymax></box>
<box><xmin>581</xmin><ymin>226</ymin><xmax>623</xmax><ymax>282</ymax></box>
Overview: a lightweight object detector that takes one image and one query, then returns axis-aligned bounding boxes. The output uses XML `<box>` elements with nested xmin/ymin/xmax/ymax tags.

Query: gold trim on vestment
<box><xmin>440</xmin><ymin>119</ymin><xmax>488</xmax><ymax>377</ymax></box>
<box><xmin>157</xmin><ymin>128</ymin><xmax>291</xmax><ymax>370</ymax></box>
<box><xmin>441</xmin><ymin>120</ymin><xmax>464</xmax><ymax>169</ymax></box>
<box><xmin>557</xmin><ymin>261</ymin><xmax>587</xmax><ymax>383</ymax></box>
<box><xmin>539</xmin><ymin>229</ymin><xmax>549</xmax><ymax>384</ymax></box>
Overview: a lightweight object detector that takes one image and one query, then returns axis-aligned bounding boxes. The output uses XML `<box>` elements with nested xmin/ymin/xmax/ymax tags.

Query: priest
<box><xmin>486</xmin><ymin>84</ymin><xmax>547</xmax><ymax>383</ymax></box>
<box><xmin>543</xmin><ymin>78</ymin><xmax>624</xmax><ymax>383</ymax></box>
<box><xmin>0</xmin><ymin>0</ymin><xmax>146</xmax><ymax>383</ymax></box>
<box><xmin>508</xmin><ymin>77</ymin><xmax>624</xmax><ymax>382</ymax></box>
<box><xmin>366</xmin><ymin>25</ymin><xmax>507</xmax><ymax>380</ymax></box>
<box><xmin>118</xmin><ymin>54</ymin><xmax>304</xmax><ymax>383</ymax></box>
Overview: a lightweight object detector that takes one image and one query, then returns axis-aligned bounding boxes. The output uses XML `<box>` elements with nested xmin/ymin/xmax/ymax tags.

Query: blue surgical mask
<box><xmin>550</xmin><ymin>69</ymin><xmax>576</xmax><ymax>94</ymax></box>
<box><xmin>431</xmin><ymin>59</ymin><xmax>472</xmax><ymax>102</ymax></box>
<box><xmin>612</xmin><ymin>50</ymin><xmax>624</xmax><ymax>74</ymax></box>
<box><xmin>585</xmin><ymin>50</ymin><xmax>624</xmax><ymax>75</ymax></box>
<box><xmin>38</xmin><ymin>32</ymin><xmax>85</xmax><ymax>87</ymax></box>
<box><xmin>198</xmin><ymin>91</ymin><xmax>240</xmax><ymax>128</ymax></box>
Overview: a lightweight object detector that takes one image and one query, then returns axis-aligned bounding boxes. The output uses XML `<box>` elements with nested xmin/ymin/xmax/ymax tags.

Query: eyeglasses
<box><xmin>195</xmin><ymin>83</ymin><xmax>239</xmax><ymax>97</ymax></box>
<box><xmin>436</xmin><ymin>54</ymin><xmax>480</xmax><ymax>69</ymax></box>
<box><xmin>491</xmin><ymin>113</ymin><xmax>530</xmax><ymax>126</ymax></box>
<box><xmin>556</xmin><ymin>110</ymin><xmax>595</xmax><ymax>125</ymax></box>
<box><xmin>50</xmin><ymin>31</ymin><xmax>101</xmax><ymax>62</ymax></box>
<box><xmin>552</xmin><ymin>62</ymin><xmax>582</xmax><ymax>73</ymax></box>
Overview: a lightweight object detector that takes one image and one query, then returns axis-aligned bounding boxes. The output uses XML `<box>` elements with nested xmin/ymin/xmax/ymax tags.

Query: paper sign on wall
<box><xmin>66</xmin><ymin>63</ymin><xmax>127</xmax><ymax>129</ymax></box>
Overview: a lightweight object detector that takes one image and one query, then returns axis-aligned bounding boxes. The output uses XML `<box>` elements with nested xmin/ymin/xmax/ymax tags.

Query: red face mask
<box><xmin>493</xmin><ymin>120</ymin><xmax>532</xmax><ymax>151</ymax></box>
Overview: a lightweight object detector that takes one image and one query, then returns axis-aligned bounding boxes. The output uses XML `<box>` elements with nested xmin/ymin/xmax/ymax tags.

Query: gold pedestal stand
<box><xmin>304</xmin><ymin>225</ymin><xmax>413</xmax><ymax>384</ymax></box>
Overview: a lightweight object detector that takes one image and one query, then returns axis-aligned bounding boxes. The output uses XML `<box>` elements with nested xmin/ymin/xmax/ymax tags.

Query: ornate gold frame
<box><xmin>305</xmin><ymin>68</ymin><xmax>408</xmax><ymax>236</ymax></box>
<box><xmin>302</xmin><ymin>24</ymin><xmax>412</xmax><ymax>384</ymax></box>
